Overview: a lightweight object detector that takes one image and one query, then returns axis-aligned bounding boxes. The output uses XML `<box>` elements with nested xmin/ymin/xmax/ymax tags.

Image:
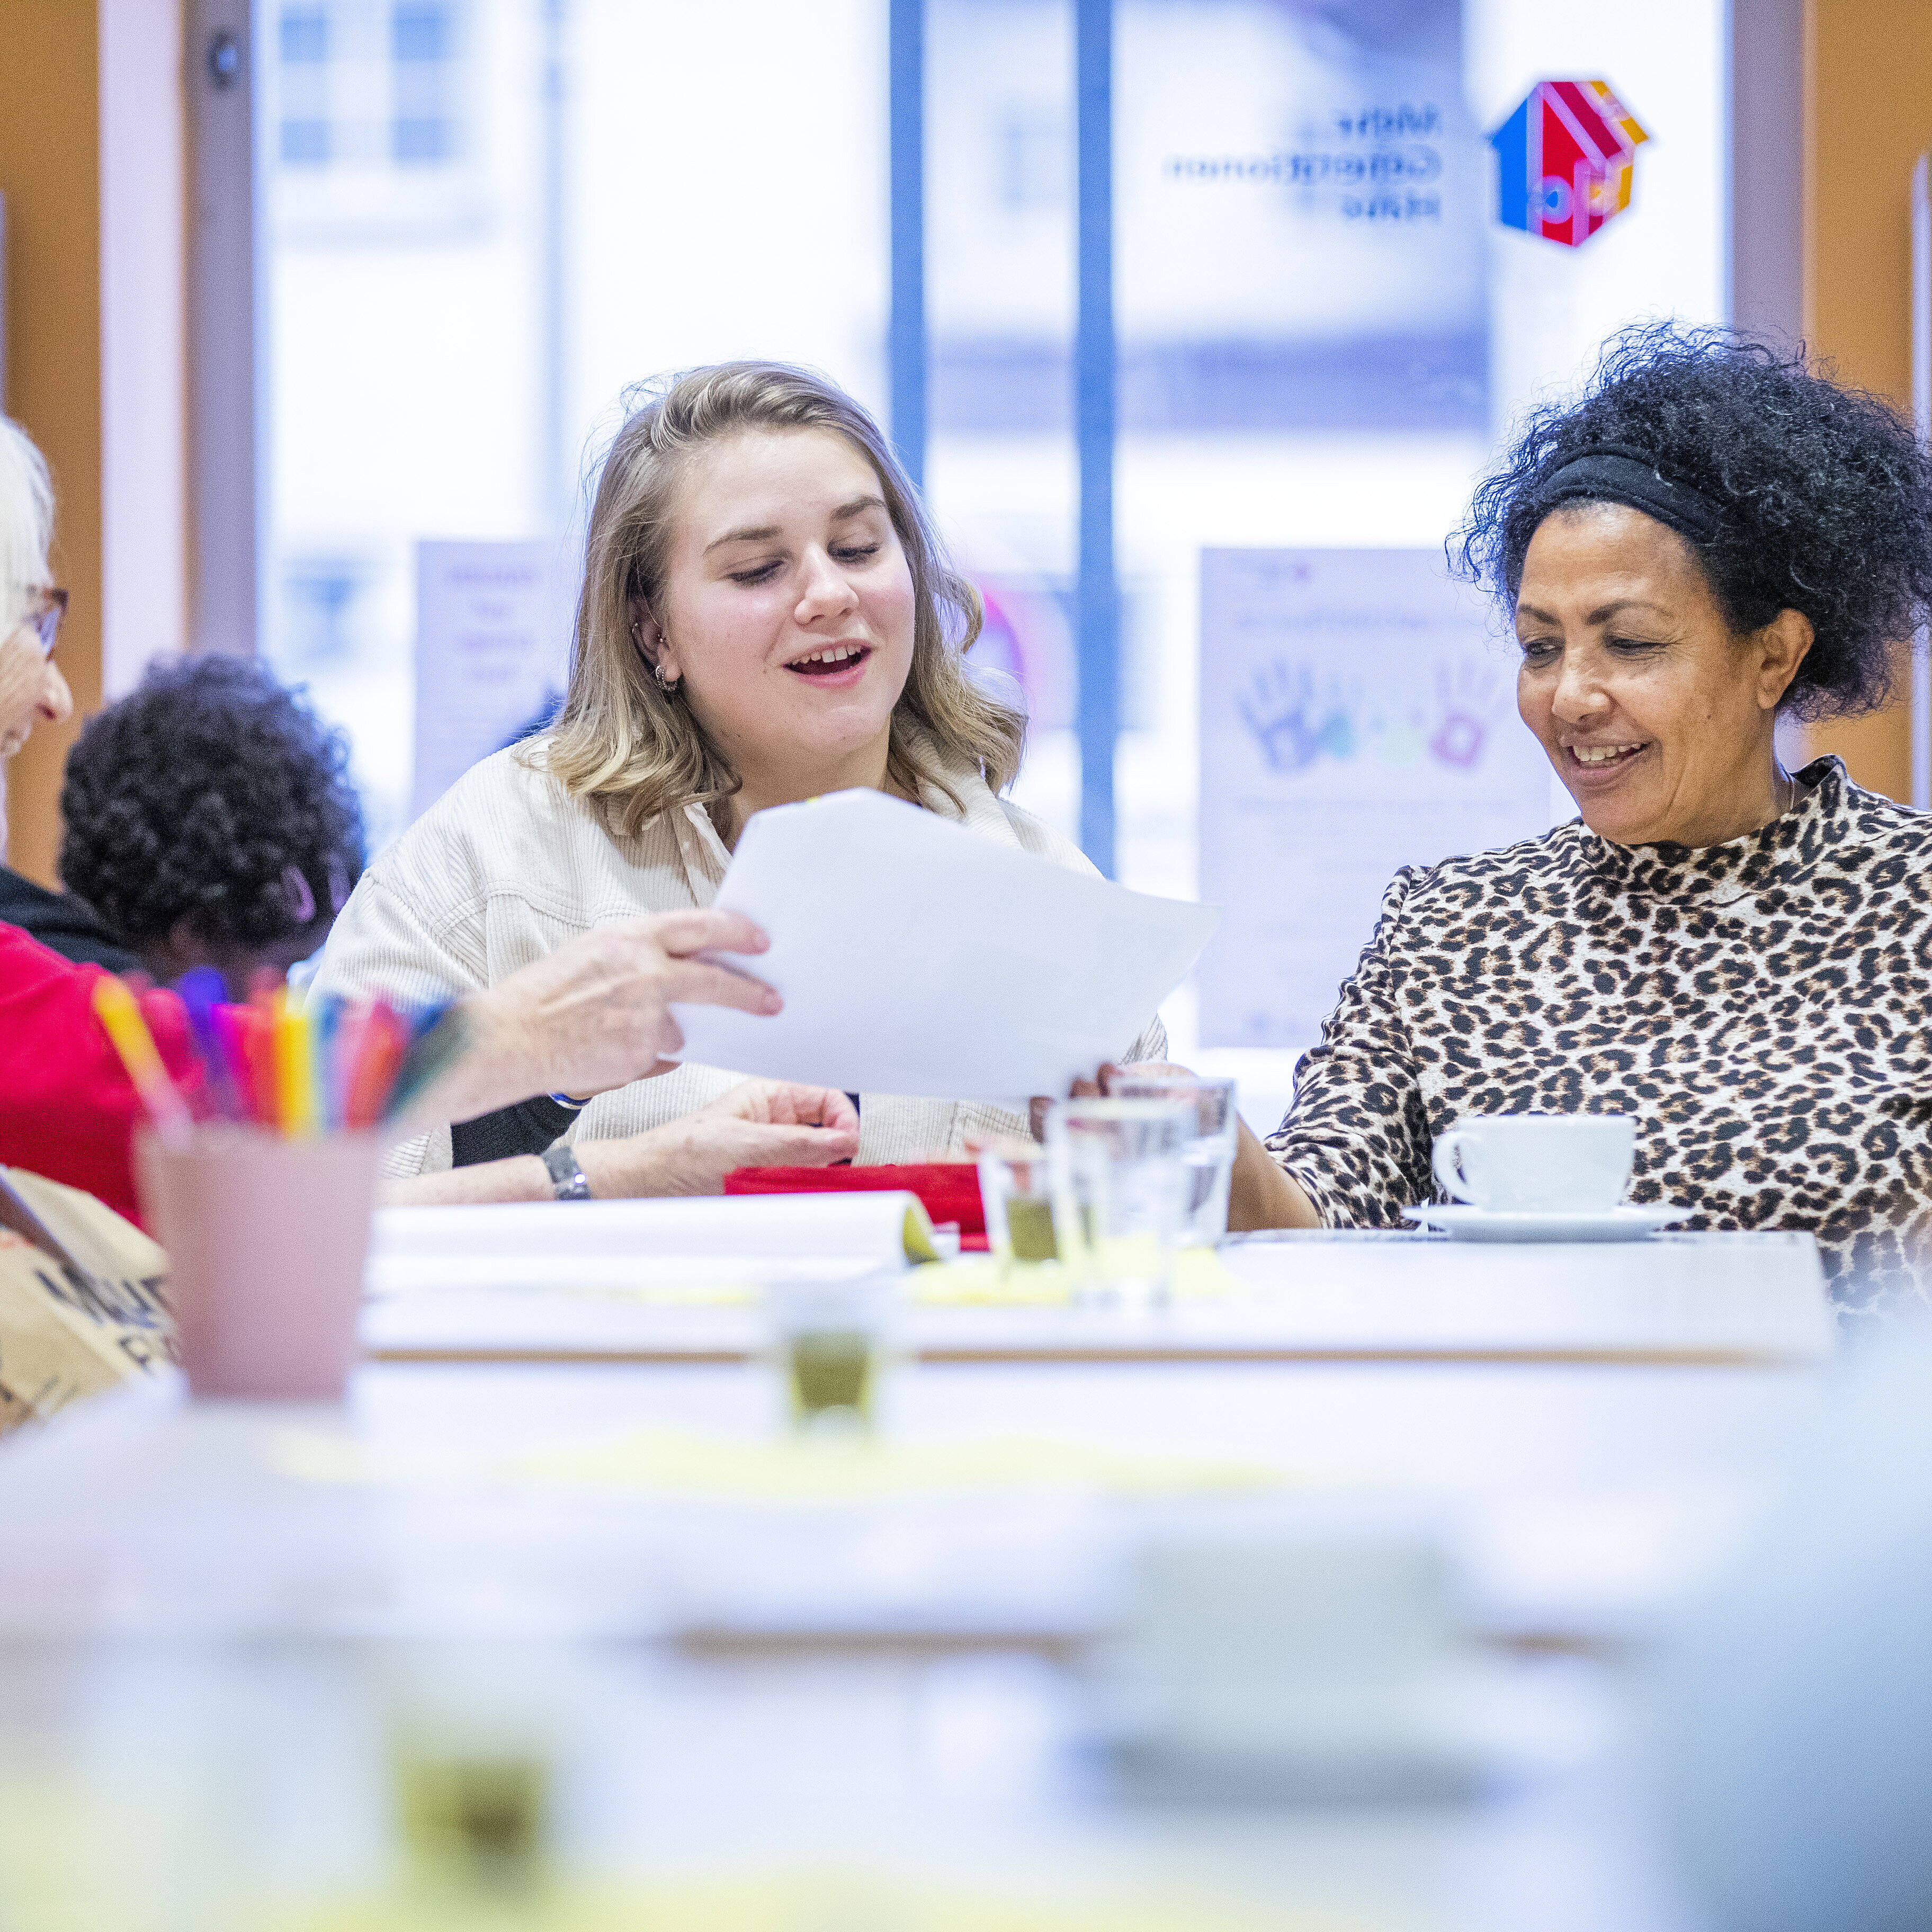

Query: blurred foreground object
<box><xmin>763</xmin><ymin>1272</ymin><xmax>897</xmax><ymax>1436</ymax></box>
<box><xmin>978</xmin><ymin>1137</ymin><xmax>1059</xmax><ymax>1275</ymax></box>
<box><xmin>1109</xmin><ymin>1072</ymin><xmax>1238</xmax><ymax>1246</ymax></box>
<box><xmin>0</xmin><ymin>1166</ymin><xmax>171</xmax><ymax>1434</ymax></box>
<box><xmin>1651</xmin><ymin>1323</ymin><xmax>1932</xmax><ymax>1930</ymax></box>
<box><xmin>1091</xmin><ymin>1532</ymin><xmax>1522</xmax><ymax>1803</ymax></box>
<box><xmin>386</xmin><ymin>1641</ymin><xmax>564</xmax><ymax>1899</ymax></box>
<box><xmin>137</xmin><ymin>1128</ymin><xmax>380</xmax><ymax>1402</ymax></box>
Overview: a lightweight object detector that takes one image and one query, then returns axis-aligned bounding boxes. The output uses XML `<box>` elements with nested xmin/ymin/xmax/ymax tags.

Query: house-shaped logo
<box><xmin>1491</xmin><ymin>80</ymin><xmax>1649</xmax><ymax>248</ymax></box>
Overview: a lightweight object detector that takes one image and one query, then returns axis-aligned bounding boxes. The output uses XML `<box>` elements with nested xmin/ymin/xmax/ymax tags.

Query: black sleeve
<box><xmin>450</xmin><ymin>1094</ymin><xmax>584</xmax><ymax>1168</ymax></box>
<box><xmin>0</xmin><ymin>867</ymin><xmax>142</xmax><ymax>973</ymax></box>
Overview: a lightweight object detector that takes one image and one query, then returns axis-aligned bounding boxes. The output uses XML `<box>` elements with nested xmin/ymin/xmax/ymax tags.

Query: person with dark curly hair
<box><xmin>56</xmin><ymin>656</ymin><xmax>364</xmax><ymax>995</ymax></box>
<box><xmin>1202</xmin><ymin>325</ymin><xmax>1932</xmax><ymax>1308</ymax></box>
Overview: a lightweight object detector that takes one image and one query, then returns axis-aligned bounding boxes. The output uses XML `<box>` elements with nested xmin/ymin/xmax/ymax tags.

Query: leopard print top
<box><xmin>1264</xmin><ymin>758</ymin><xmax>1932</xmax><ymax>1310</ymax></box>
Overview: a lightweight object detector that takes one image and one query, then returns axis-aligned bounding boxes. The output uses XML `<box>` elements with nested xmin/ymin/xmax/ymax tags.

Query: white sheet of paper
<box><xmin>667</xmin><ymin>789</ymin><xmax>1219</xmax><ymax>1100</ymax></box>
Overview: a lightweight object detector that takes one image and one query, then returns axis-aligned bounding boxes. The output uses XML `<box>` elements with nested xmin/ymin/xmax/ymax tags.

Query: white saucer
<box><xmin>1401</xmin><ymin>1203</ymin><xmax>1693</xmax><ymax>1244</ymax></box>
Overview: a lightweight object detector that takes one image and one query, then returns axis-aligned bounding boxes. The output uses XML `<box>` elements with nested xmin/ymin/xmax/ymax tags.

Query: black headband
<box><xmin>1533</xmin><ymin>443</ymin><xmax>1725</xmax><ymax>548</ymax></box>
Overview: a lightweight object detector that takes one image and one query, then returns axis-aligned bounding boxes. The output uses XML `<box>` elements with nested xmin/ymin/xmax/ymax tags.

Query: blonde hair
<box><xmin>0</xmin><ymin>417</ymin><xmax>52</xmax><ymax>636</ymax></box>
<box><xmin>539</xmin><ymin>361</ymin><xmax>1026</xmax><ymax>835</ymax></box>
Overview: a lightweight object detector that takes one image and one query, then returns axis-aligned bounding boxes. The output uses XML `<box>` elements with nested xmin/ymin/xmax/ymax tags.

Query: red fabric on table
<box><xmin>724</xmin><ymin>1161</ymin><xmax>988</xmax><ymax>1238</ymax></box>
<box><xmin>0</xmin><ymin>923</ymin><xmax>202</xmax><ymax>1228</ymax></box>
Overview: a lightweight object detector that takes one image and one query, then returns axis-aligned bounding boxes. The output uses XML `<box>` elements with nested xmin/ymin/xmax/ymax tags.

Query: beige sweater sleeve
<box><xmin>311</xmin><ymin>870</ymin><xmax>487</xmax><ymax>1012</ymax></box>
<box><xmin>309</xmin><ymin>873</ymin><xmax>476</xmax><ymax>1178</ymax></box>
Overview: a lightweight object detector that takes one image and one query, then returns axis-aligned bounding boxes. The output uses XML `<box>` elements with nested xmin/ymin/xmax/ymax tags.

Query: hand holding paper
<box><xmin>667</xmin><ymin>790</ymin><xmax>1219</xmax><ymax>1101</ymax></box>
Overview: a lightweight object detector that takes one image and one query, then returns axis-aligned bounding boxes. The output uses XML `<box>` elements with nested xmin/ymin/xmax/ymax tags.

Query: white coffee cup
<box><xmin>1430</xmin><ymin>1113</ymin><xmax>1635</xmax><ymax>1214</ymax></box>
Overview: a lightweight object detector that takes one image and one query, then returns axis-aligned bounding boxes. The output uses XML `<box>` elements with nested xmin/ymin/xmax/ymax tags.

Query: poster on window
<box><xmin>1196</xmin><ymin>547</ymin><xmax>1557</xmax><ymax>1053</ymax></box>
<box><xmin>412</xmin><ymin>541</ymin><xmax>570</xmax><ymax>821</ymax></box>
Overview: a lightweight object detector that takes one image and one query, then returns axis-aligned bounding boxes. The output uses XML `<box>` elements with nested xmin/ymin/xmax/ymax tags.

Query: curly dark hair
<box><xmin>1450</xmin><ymin>323</ymin><xmax>1932</xmax><ymax>719</ymax></box>
<box><xmin>58</xmin><ymin>656</ymin><xmax>365</xmax><ymax>951</ymax></box>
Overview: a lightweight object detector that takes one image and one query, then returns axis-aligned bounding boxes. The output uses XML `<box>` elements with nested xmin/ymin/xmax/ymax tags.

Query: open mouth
<box><xmin>1567</xmin><ymin>740</ymin><xmax>1648</xmax><ymax>772</ymax></box>
<box><xmin>785</xmin><ymin>643</ymin><xmax>871</xmax><ymax>678</ymax></box>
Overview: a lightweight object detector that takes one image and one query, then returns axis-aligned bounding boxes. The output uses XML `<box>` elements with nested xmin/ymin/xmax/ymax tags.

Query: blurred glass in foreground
<box><xmin>977</xmin><ymin>1135</ymin><xmax>1061</xmax><ymax>1277</ymax></box>
<box><xmin>1648</xmin><ymin>1320</ymin><xmax>1932</xmax><ymax>1930</ymax></box>
<box><xmin>1108</xmin><ymin>1073</ymin><xmax>1238</xmax><ymax>1246</ymax></box>
<box><xmin>1047</xmin><ymin>1097</ymin><xmax>1191</xmax><ymax>1304</ymax></box>
<box><xmin>763</xmin><ymin>1273</ymin><xmax>896</xmax><ymax>1436</ymax></box>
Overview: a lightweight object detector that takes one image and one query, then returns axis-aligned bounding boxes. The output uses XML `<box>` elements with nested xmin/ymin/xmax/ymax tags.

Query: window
<box><xmin>392</xmin><ymin>2</ymin><xmax>453</xmax><ymax>61</ymax></box>
<box><xmin>996</xmin><ymin>104</ymin><xmax>1067</xmax><ymax>212</ymax></box>
<box><xmin>280</xmin><ymin>8</ymin><xmax>329</xmax><ymax>62</ymax></box>
<box><xmin>278</xmin><ymin>6</ymin><xmax>330</xmax><ymax>167</ymax></box>
<box><xmin>269</xmin><ymin>1</ymin><xmax>466</xmax><ymax>180</ymax></box>
<box><xmin>391</xmin><ymin>114</ymin><xmax>453</xmax><ymax>164</ymax></box>
<box><xmin>280</xmin><ymin>117</ymin><xmax>331</xmax><ymax>166</ymax></box>
<box><xmin>391</xmin><ymin>3</ymin><xmax>458</xmax><ymax>166</ymax></box>
<box><xmin>262</xmin><ymin>0</ymin><xmax>885</xmax><ymax>845</ymax></box>
<box><xmin>261</xmin><ymin>0</ymin><xmax>1725</xmax><ymax>1119</ymax></box>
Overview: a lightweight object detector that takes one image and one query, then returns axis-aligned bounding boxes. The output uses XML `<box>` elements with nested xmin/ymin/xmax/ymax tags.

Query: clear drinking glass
<box><xmin>976</xmin><ymin>1138</ymin><xmax>1061</xmax><ymax>1278</ymax></box>
<box><xmin>764</xmin><ymin>1273</ymin><xmax>895</xmax><ymax>1436</ymax></box>
<box><xmin>1045</xmin><ymin>1098</ymin><xmax>1191</xmax><ymax>1304</ymax></box>
<box><xmin>1108</xmin><ymin>1074</ymin><xmax>1238</xmax><ymax>1247</ymax></box>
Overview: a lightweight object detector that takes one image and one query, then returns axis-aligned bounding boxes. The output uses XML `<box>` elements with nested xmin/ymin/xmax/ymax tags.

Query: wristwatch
<box><xmin>541</xmin><ymin>1141</ymin><xmax>593</xmax><ymax>1202</ymax></box>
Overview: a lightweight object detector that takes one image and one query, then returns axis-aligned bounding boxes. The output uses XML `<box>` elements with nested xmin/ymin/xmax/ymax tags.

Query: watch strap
<box><xmin>541</xmin><ymin>1141</ymin><xmax>592</xmax><ymax>1201</ymax></box>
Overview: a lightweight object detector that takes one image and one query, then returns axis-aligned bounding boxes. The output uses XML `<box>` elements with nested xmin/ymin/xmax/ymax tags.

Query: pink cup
<box><xmin>137</xmin><ymin>1127</ymin><xmax>382</xmax><ymax>1401</ymax></box>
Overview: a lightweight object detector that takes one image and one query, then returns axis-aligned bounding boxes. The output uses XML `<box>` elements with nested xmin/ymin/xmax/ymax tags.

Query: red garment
<box><xmin>0</xmin><ymin>923</ymin><xmax>199</xmax><ymax>1227</ymax></box>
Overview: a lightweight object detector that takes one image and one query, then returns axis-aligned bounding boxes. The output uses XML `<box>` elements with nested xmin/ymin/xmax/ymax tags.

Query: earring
<box><xmin>633</xmin><ymin>616</ymin><xmax>679</xmax><ymax>693</ymax></box>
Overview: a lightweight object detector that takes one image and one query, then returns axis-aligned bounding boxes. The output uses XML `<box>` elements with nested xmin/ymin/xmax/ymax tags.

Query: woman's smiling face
<box><xmin>1514</xmin><ymin>502</ymin><xmax>1812</xmax><ymax>847</ymax></box>
<box><xmin>643</xmin><ymin>427</ymin><xmax>916</xmax><ymax>797</ymax></box>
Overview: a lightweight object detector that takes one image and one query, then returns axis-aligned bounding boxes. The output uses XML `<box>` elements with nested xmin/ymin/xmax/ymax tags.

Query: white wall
<box><xmin>1466</xmin><ymin>0</ymin><xmax>1729</xmax><ymax>437</ymax></box>
<box><xmin>101</xmin><ymin>0</ymin><xmax>187</xmax><ymax>696</ymax></box>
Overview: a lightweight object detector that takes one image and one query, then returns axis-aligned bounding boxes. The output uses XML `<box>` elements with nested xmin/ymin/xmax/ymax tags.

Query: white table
<box><xmin>0</xmin><ymin>1341</ymin><xmax>1820</xmax><ymax>1651</ymax></box>
<box><xmin>361</xmin><ymin>1230</ymin><xmax>1834</xmax><ymax>1369</ymax></box>
<box><xmin>0</xmin><ymin>1232</ymin><xmax>1836</xmax><ymax>1932</ymax></box>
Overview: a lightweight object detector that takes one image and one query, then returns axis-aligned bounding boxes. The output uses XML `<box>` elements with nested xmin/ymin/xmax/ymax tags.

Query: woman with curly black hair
<box><xmin>57</xmin><ymin>655</ymin><xmax>365</xmax><ymax>995</ymax></box>
<box><xmin>1214</xmin><ymin>325</ymin><xmax>1932</xmax><ymax>1308</ymax></box>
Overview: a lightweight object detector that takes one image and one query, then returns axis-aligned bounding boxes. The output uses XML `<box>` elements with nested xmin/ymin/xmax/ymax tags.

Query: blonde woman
<box><xmin>315</xmin><ymin>361</ymin><xmax>1165</xmax><ymax>1189</ymax></box>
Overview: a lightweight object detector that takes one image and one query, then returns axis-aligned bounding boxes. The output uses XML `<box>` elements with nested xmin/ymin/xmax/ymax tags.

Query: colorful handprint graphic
<box><xmin>1427</xmin><ymin>660</ymin><xmax>1505</xmax><ymax>769</ymax></box>
<box><xmin>1238</xmin><ymin>662</ymin><xmax>1356</xmax><ymax>772</ymax></box>
<box><xmin>1237</xmin><ymin>656</ymin><xmax>1509</xmax><ymax>775</ymax></box>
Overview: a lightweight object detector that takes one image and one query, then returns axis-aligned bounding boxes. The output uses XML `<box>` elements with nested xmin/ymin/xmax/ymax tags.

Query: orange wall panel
<box><xmin>0</xmin><ymin>2</ymin><xmax>103</xmax><ymax>887</ymax></box>
<box><xmin>1802</xmin><ymin>0</ymin><xmax>1932</xmax><ymax>801</ymax></box>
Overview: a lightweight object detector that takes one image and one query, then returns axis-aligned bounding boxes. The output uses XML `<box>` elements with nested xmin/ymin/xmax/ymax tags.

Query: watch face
<box><xmin>543</xmin><ymin>1143</ymin><xmax>589</xmax><ymax>1199</ymax></box>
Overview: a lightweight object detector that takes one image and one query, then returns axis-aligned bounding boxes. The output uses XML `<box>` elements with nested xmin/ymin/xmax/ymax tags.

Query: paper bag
<box><xmin>0</xmin><ymin>1165</ymin><xmax>174</xmax><ymax>1435</ymax></box>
